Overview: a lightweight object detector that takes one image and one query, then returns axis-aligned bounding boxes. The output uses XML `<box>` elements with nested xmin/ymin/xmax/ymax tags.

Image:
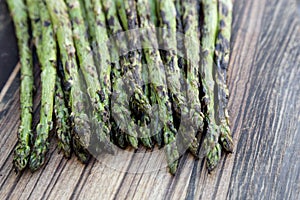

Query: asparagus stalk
<box><xmin>72</xmin><ymin>66</ymin><xmax>94</xmax><ymax>163</ymax></box>
<box><xmin>84</xmin><ymin>0</ymin><xmax>127</xmax><ymax>148</ymax></box>
<box><xmin>45</xmin><ymin>0</ymin><xmax>91</xmax><ymax>158</ymax></box>
<box><xmin>83</xmin><ymin>0</ymin><xmax>131</xmax><ymax>149</ymax></box>
<box><xmin>26</xmin><ymin>0</ymin><xmax>42</xmax><ymax>50</ymax></box>
<box><xmin>136</xmin><ymin>0</ymin><xmax>180</xmax><ymax>174</ymax></box>
<box><xmin>214</xmin><ymin>0</ymin><xmax>234</xmax><ymax>152</ymax></box>
<box><xmin>180</xmin><ymin>0</ymin><xmax>205</xmax><ymax>154</ymax></box>
<box><xmin>29</xmin><ymin>0</ymin><xmax>58</xmax><ymax>171</ymax></box>
<box><xmin>200</xmin><ymin>0</ymin><xmax>222</xmax><ymax>171</ymax></box>
<box><xmin>72</xmin><ymin>132</ymin><xmax>91</xmax><ymax>163</ymax></box>
<box><xmin>156</xmin><ymin>0</ymin><xmax>199</xmax><ymax>156</ymax></box>
<box><xmin>149</xmin><ymin>0</ymin><xmax>158</xmax><ymax>26</ymax></box>
<box><xmin>81</xmin><ymin>0</ymin><xmax>114</xmax><ymax>150</ymax></box>
<box><xmin>101</xmin><ymin>0</ymin><xmax>141</xmax><ymax>149</ymax></box>
<box><xmin>54</xmin><ymin>75</ymin><xmax>72</xmax><ymax>158</ymax></box>
<box><xmin>65</xmin><ymin>0</ymin><xmax>113</xmax><ymax>153</ymax></box>
<box><xmin>116</xmin><ymin>0</ymin><xmax>152</xmax><ymax>148</ymax></box>
<box><xmin>174</xmin><ymin>0</ymin><xmax>186</xmax><ymax>78</ymax></box>
<box><xmin>7</xmin><ymin>0</ymin><xmax>34</xmax><ymax>171</ymax></box>
<box><xmin>136</xmin><ymin>0</ymin><xmax>163</xmax><ymax>148</ymax></box>
<box><xmin>103</xmin><ymin>0</ymin><xmax>151</xmax><ymax>121</ymax></box>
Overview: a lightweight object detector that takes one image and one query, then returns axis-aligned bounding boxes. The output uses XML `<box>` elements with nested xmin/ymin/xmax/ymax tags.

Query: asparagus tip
<box><xmin>206</xmin><ymin>143</ymin><xmax>222</xmax><ymax>172</ymax></box>
<box><xmin>168</xmin><ymin>160</ymin><xmax>179</xmax><ymax>175</ymax></box>
<box><xmin>220</xmin><ymin>124</ymin><xmax>234</xmax><ymax>153</ymax></box>
<box><xmin>13</xmin><ymin>145</ymin><xmax>30</xmax><ymax>172</ymax></box>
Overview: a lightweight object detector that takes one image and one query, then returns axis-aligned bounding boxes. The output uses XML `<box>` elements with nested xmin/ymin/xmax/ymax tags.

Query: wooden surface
<box><xmin>0</xmin><ymin>0</ymin><xmax>18</xmax><ymax>91</ymax></box>
<box><xmin>1</xmin><ymin>0</ymin><xmax>300</xmax><ymax>199</ymax></box>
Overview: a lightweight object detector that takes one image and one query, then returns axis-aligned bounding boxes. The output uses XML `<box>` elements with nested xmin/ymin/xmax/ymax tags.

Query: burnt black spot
<box><xmin>221</xmin><ymin>4</ymin><xmax>229</xmax><ymax>16</ymax></box>
<box><xmin>34</xmin><ymin>18</ymin><xmax>40</xmax><ymax>23</ymax></box>
<box><xmin>108</xmin><ymin>16</ymin><xmax>115</xmax><ymax>26</ymax></box>
<box><xmin>44</xmin><ymin>21</ymin><xmax>51</xmax><ymax>27</ymax></box>
<box><xmin>63</xmin><ymin>80</ymin><xmax>71</xmax><ymax>91</ymax></box>
<box><xmin>97</xmin><ymin>90</ymin><xmax>105</xmax><ymax>102</ymax></box>
<box><xmin>215</xmin><ymin>43</ymin><xmax>222</xmax><ymax>52</ymax></box>
<box><xmin>220</xmin><ymin>20</ymin><xmax>226</xmax><ymax>29</ymax></box>
<box><xmin>220</xmin><ymin>60</ymin><xmax>228</xmax><ymax>70</ymax></box>
<box><xmin>69</xmin><ymin>3</ymin><xmax>74</xmax><ymax>9</ymax></box>
<box><xmin>178</xmin><ymin>57</ymin><xmax>184</xmax><ymax>69</ymax></box>
<box><xmin>202</xmin><ymin>50</ymin><xmax>209</xmax><ymax>57</ymax></box>
<box><xmin>217</xmin><ymin>32</ymin><xmax>224</xmax><ymax>41</ymax></box>
<box><xmin>54</xmin><ymin>9</ymin><xmax>58</xmax><ymax>14</ymax></box>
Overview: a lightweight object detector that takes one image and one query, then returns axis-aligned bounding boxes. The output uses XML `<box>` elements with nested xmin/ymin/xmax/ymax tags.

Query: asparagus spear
<box><xmin>45</xmin><ymin>0</ymin><xmax>91</xmax><ymax>158</ymax></box>
<box><xmin>65</xmin><ymin>0</ymin><xmax>113</xmax><ymax>153</ymax></box>
<box><xmin>136</xmin><ymin>0</ymin><xmax>180</xmax><ymax>174</ymax></box>
<box><xmin>103</xmin><ymin>0</ymin><xmax>151</xmax><ymax>121</ymax></box>
<box><xmin>180</xmin><ymin>0</ymin><xmax>205</xmax><ymax>153</ymax></box>
<box><xmin>214</xmin><ymin>0</ymin><xmax>234</xmax><ymax>152</ymax></box>
<box><xmin>156</xmin><ymin>0</ymin><xmax>199</xmax><ymax>156</ymax></box>
<box><xmin>7</xmin><ymin>0</ymin><xmax>34</xmax><ymax>171</ymax></box>
<box><xmin>149</xmin><ymin>0</ymin><xmax>158</xmax><ymax>26</ymax></box>
<box><xmin>115</xmin><ymin>0</ymin><xmax>152</xmax><ymax>148</ymax></box>
<box><xmin>136</xmin><ymin>0</ymin><xmax>164</xmax><ymax>148</ymax></box>
<box><xmin>83</xmin><ymin>0</ymin><xmax>131</xmax><ymax>149</ymax></box>
<box><xmin>101</xmin><ymin>0</ymin><xmax>141</xmax><ymax>149</ymax></box>
<box><xmin>26</xmin><ymin>0</ymin><xmax>42</xmax><ymax>49</ymax></box>
<box><xmin>28</xmin><ymin>0</ymin><xmax>58</xmax><ymax>171</ymax></box>
<box><xmin>85</xmin><ymin>0</ymin><xmax>128</xmax><ymax>149</ymax></box>
<box><xmin>72</xmin><ymin>132</ymin><xmax>91</xmax><ymax>163</ymax></box>
<box><xmin>200</xmin><ymin>0</ymin><xmax>222</xmax><ymax>171</ymax></box>
<box><xmin>54</xmin><ymin>75</ymin><xmax>72</xmax><ymax>158</ymax></box>
<box><xmin>174</xmin><ymin>0</ymin><xmax>186</xmax><ymax>77</ymax></box>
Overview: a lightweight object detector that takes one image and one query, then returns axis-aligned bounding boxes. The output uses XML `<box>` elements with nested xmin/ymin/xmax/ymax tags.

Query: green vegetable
<box><xmin>180</xmin><ymin>0</ymin><xmax>205</xmax><ymax>157</ymax></box>
<box><xmin>116</xmin><ymin>0</ymin><xmax>152</xmax><ymax>148</ymax></box>
<box><xmin>200</xmin><ymin>0</ymin><xmax>222</xmax><ymax>172</ymax></box>
<box><xmin>156</xmin><ymin>0</ymin><xmax>199</xmax><ymax>156</ymax></box>
<box><xmin>45</xmin><ymin>0</ymin><xmax>91</xmax><ymax>158</ymax></box>
<box><xmin>8</xmin><ymin>0</ymin><xmax>34</xmax><ymax>172</ymax></box>
<box><xmin>102</xmin><ymin>0</ymin><xmax>141</xmax><ymax>149</ymax></box>
<box><xmin>137</xmin><ymin>0</ymin><xmax>180</xmax><ymax>174</ymax></box>
<box><xmin>65</xmin><ymin>0</ymin><xmax>113</xmax><ymax>153</ymax></box>
<box><xmin>214</xmin><ymin>0</ymin><xmax>234</xmax><ymax>152</ymax></box>
<box><xmin>54</xmin><ymin>75</ymin><xmax>72</xmax><ymax>158</ymax></box>
<box><xmin>29</xmin><ymin>0</ymin><xmax>57</xmax><ymax>171</ymax></box>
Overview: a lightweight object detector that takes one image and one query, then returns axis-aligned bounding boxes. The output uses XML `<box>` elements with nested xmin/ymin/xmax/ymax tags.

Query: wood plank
<box><xmin>0</xmin><ymin>0</ymin><xmax>300</xmax><ymax>199</ymax></box>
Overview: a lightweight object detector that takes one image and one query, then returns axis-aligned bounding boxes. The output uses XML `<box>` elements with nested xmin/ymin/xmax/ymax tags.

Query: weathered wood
<box><xmin>0</xmin><ymin>0</ymin><xmax>300</xmax><ymax>199</ymax></box>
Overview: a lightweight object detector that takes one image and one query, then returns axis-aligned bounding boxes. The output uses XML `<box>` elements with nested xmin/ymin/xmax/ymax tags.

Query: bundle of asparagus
<box><xmin>8</xmin><ymin>0</ymin><xmax>234</xmax><ymax>174</ymax></box>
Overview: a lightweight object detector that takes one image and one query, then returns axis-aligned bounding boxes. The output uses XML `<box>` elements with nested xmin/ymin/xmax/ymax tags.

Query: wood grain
<box><xmin>0</xmin><ymin>0</ymin><xmax>300</xmax><ymax>199</ymax></box>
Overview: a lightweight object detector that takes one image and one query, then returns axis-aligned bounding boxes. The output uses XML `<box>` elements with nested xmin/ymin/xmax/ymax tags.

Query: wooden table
<box><xmin>1</xmin><ymin>0</ymin><xmax>300</xmax><ymax>199</ymax></box>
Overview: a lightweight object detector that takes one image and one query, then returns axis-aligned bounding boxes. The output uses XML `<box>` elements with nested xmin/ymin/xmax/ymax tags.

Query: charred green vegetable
<box><xmin>65</xmin><ymin>0</ymin><xmax>113</xmax><ymax>153</ymax></box>
<box><xmin>156</xmin><ymin>0</ymin><xmax>199</xmax><ymax>156</ymax></box>
<box><xmin>116</xmin><ymin>0</ymin><xmax>153</xmax><ymax>148</ymax></box>
<box><xmin>214</xmin><ymin>0</ymin><xmax>234</xmax><ymax>152</ymax></box>
<box><xmin>200</xmin><ymin>0</ymin><xmax>222</xmax><ymax>171</ymax></box>
<box><xmin>29</xmin><ymin>0</ymin><xmax>57</xmax><ymax>171</ymax></box>
<box><xmin>46</xmin><ymin>0</ymin><xmax>91</xmax><ymax>162</ymax></box>
<box><xmin>137</xmin><ymin>0</ymin><xmax>180</xmax><ymax>174</ymax></box>
<box><xmin>54</xmin><ymin>75</ymin><xmax>72</xmax><ymax>158</ymax></box>
<box><xmin>8</xmin><ymin>0</ymin><xmax>34</xmax><ymax>172</ymax></box>
<box><xmin>102</xmin><ymin>0</ymin><xmax>145</xmax><ymax>149</ymax></box>
<box><xmin>180</xmin><ymin>0</ymin><xmax>205</xmax><ymax>155</ymax></box>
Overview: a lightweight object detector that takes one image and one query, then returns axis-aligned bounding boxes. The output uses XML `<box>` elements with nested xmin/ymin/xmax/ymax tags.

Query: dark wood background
<box><xmin>0</xmin><ymin>0</ymin><xmax>300</xmax><ymax>199</ymax></box>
